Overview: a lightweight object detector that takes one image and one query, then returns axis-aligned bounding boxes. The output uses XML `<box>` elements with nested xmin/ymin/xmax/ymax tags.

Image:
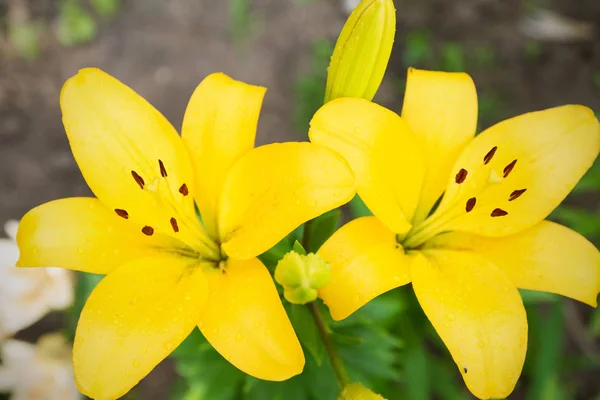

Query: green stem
<box><xmin>302</xmin><ymin>219</ymin><xmax>313</xmax><ymax>253</ymax></box>
<box><xmin>309</xmin><ymin>302</ymin><xmax>350</xmax><ymax>388</ymax></box>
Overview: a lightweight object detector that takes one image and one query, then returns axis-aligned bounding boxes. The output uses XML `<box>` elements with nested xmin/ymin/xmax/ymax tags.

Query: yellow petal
<box><xmin>17</xmin><ymin>198</ymin><xmax>178</xmax><ymax>274</ymax></box>
<box><xmin>182</xmin><ymin>73</ymin><xmax>266</xmax><ymax>238</ymax></box>
<box><xmin>219</xmin><ymin>142</ymin><xmax>355</xmax><ymax>259</ymax></box>
<box><xmin>433</xmin><ymin>105</ymin><xmax>600</xmax><ymax>237</ymax></box>
<box><xmin>73</xmin><ymin>256</ymin><xmax>208</xmax><ymax>400</ymax></box>
<box><xmin>61</xmin><ymin>68</ymin><xmax>212</xmax><ymax>251</ymax></box>
<box><xmin>401</xmin><ymin>68</ymin><xmax>478</xmax><ymax>223</ymax></box>
<box><xmin>429</xmin><ymin>220</ymin><xmax>600</xmax><ymax>306</ymax></box>
<box><xmin>318</xmin><ymin>216</ymin><xmax>411</xmax><ymax>320</ymax></box>
<box><xmin>412</xmin><ymin>250</ymin><xmax>527</xmax><ymax>399</ymax></box>
<box><xmin>199</xmin><ymin>258</ymin><xmax>304</xmax><ymax>380</ymax></box>
<box><xmin>309</xmin><ymin>98</ymin><xmax>425</xmax><ymax>234</ymax></box>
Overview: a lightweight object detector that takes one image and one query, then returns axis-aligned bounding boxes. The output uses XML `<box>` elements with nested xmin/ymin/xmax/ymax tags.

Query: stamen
<box><xmin>503</xmin><ymin>160</ymin><xmax>517</xmax><ymax>178</ymax></box>
<box><xmin>491</xmin><ymin>208</ymin><xmax>508</xmax><ymax>217</ymax></box>
<box><xmin>483</xmin><ymin>146</ymin><xmax>497</xmax><ymax>165</ymax></box>
<box><xmin>179</xmin><ymin>183</ymin><xmax>189</xmax><ymax>196</ymax></box>
<box><xmin>509</xmin><ymin>189</ymin><xmax>527</xmax><ymax>201</ymax></box>
<box><xmin>455</xmin><ymin>168</ymin><xmax>468</xmax><ymax>184</ymax></box>
<box><xmin>465</xmin><ymin>197</ymin><xmax>477</xmax><ymax>212</ymax></box>
<box><xmin>158</xmin><ymin>159</ymin><xmax>168</xmax><ymax>178</ymax></box>
<box><xmin>170</xmin><ymin>217</ymin><xmax>179</xmax><ymax>233</ymax></box>
<box><xmin>114</xmin><ymin>209</ymin><xmax>129</xmax><ymax>219</ymax></box>
<box><xmin>131</xmin><ymin>170</ymin><xmax>145</xmax><ymax>189</ymax></box>
<box><xmin>142</xmin><ymin>226</ymin><xmax>154</xmax><ymax>236</ymax></box>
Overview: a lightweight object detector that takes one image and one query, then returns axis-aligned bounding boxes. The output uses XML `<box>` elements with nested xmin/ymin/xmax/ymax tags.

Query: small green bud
<box><xmin>274</xmin><ymin>251</ymin><xmax>331</xmax><ymax>305</ymax></box>
<box><xmin>338</xmin><ymin>383</ymin><xmax>386</xmax><ymax>400</ymax></box>
<box><xmin>325</xmin><ymin>0</ymin><xmax>396</xmax><ymax>103</ymax></box>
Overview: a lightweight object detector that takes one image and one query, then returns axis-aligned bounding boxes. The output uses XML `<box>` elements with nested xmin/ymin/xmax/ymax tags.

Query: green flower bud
<box><xmin>338</xmin><ymin>382</ymin><xmax>386</xmax><ymax>400</ymax></box>
<box><xmin>274</xmin><ymin>251</ymin><xmax>331</xmax><ymax>305</ymax></box>
<box><xmin>325</xmin><ymin>0</ymin><xmax>396</xmax><ymax>103</ymax></box>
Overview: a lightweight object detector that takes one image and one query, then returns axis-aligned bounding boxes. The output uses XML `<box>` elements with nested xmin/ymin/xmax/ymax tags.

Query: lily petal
<box><xmin>435</xmin><ymin>105</ymin><xmax>600</xmax><ymax>237</ymax></box>
<box><xmin>219</xmin><ymin>142</ymin><xmax>355</xmax><ymax>259</ymax></box>
<box><xmin>61</xmin><ymin>68</ymin><xmax>206</xmax><ymax>242</ymax></box>
<box><xmin>309</xmin><ymin>98</ymin><xmax>425</xmax><ymax>234</ymax></box>
<box><xmin>182</xmin><ymin>73</ymin><xmax>266</xmax><ymax>239</ymax></box>
<box><xmin>428</xmin><ymin>220</ymin><xmax>600</xmax><ymax>306</ymax></box>
<box><xmin>401</xmin><ymin>68</ymin><xmax>478</xmax><ymax>223</ymax></box>
<box><xmin>412</xmin><ymin>250</ymin><xmax>528</xmax><ymax>400</ymax></box>
<box><xmin>73</xmin><ymin>255</ymin><xmax>208</xmax><ymax>400</ymax></box>
<box><xmin>318</xmin><ymin>216</ymin><xmax>411</xmax><ymax>320</ymax></box>
<box><xmin>17</xmin><ymin>198</ymin><xmax>178</xmax><ymax>274</ymax></box>
<box><xmin>199</xmin><ymin>258</ymin><xmax>304</xmax><ymax>380</ymax></box>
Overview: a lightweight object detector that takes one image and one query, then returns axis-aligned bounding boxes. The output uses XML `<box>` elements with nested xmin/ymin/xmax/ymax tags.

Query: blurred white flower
<box><xmin>0</xmin><ymin>333</ymin><xmax>81</xmax><ymax>400</ymax></box>
<box><xmin>521</xmin><ymin>9</ymin><xmax>595</xmax><ymax>42</ymax></box>
<box><xmin>0</xmin><ymin>220</ymin><xmax>74</xmax><ymax>340</ymax></box>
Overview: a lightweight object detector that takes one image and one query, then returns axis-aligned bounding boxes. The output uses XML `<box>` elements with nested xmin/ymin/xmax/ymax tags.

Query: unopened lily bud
<box><xmin>338</xmin><ymin>382</ymin><xmax>386</xmax><ymax>400</ymax></box>
<box><xmin>275</xmin><ymin>251</ymin><xmax>331</xmax><ymax>304</ymax></box>
<box><xmin>325</xmin><ymin>0</ymin><xmax>396</xmax><ymax>103</ymax></box>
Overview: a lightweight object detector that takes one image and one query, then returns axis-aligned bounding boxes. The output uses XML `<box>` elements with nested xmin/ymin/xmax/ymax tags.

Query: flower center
<box><xmin>402</xmin><ymin>144</ymin><xmax>528</xmax><ymax>249</ymax></box>
<box><xmin>112</xmin><ymin>159</ymin><xmax>222</xmax><ymax>261</ymax></box>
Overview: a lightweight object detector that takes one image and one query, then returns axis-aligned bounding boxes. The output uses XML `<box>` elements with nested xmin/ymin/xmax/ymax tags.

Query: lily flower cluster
<box><xmin>12</xmin><ymin>0</ymin><xmax>600</xmax><ymax>399</ymax></box>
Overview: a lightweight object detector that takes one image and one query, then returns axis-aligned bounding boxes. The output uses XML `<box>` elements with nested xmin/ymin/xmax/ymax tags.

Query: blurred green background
<box><xmin>1</xmin><ymin>0</ymin><xmax>599</xmax><ymax>399</ymax></box>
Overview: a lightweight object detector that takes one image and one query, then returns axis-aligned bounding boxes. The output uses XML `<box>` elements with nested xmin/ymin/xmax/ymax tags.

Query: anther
<box><xmin>131</xmin><ymin>170</ymin><xmax>145</xmax><ymax>189</ymax></box>
<box><xmin>465</xmin><ymin>197</ymin><xmax>477</xmax><ymax>212</ymax></box>
<box><xmin>158</xmin><ymin>159</ymin><xmax>168</xmax><ymax>178</ymax></box>
<box><xmin>114</xmin><ymin>209</ymin><xmax>129</xmax><ymax>219</ymax></box>
<box><xmin>179</xmin><ymin>183</ymin><xmax>189</xmax><ymax>196</ymax></box>
<box><xmin>509</xmin><ymin>189</ymin><xmax>527</xmax><ymax>201</ymax></box>
<box><xmin>170</xmin><ymin>217</ymin><xmax>179</xmax><ymax>233</ymax></box>
<box><xmin>483</xmin><ymin>146</ymin><xmax>497</xmax><ymax>165</ymax></box>
<box><xmin>455</xmin><ymin>168</ymin><xmax>468</xmax><ymax>184</ymax></box>
<box><xmin>503</xmin><ymin>160</ymin><xmax>517</xmax><ymax>178</ymax></box>
<box><xmin>491</xmin><ymin>208</ymin><xmax>508</xmax><ymax>217</ymax></box>
<box><xmin>142</xmin><ymin>226</ymin><xmax>154</xmax><ymax>236</ymax></box>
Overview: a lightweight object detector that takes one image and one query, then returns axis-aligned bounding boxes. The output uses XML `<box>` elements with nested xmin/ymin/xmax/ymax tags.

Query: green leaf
<box><xmin>550</xmin><ymin>207</ymin><xmax>600</xmax><ymax>238</ymax></box>
<box><xmin>288</xmin><ymin>304</ymin><xmax>326</xmax><ymax>365</ymax></box>
<box><xmin>349</xmin><ymin>195</ymin><xmax>372</xmax><ymax>218</ymax></box>
<box><xmin>292</xmin><ymin>240</ymin><xmax>307</xmax><ymax>256</ymax></box>
<box><xmin>67</xmin><ymin>272</ymin><xmax>103</xmax><ymax>340</ymax></box>
<box><xmin>57</xmin><ymin>1</ymin><xmax>98</xmax><ymax>46</ymax></box>
<box><xmin>441</xmin><ymin>42</ymin><xmax>465</xmax><ymax>72</ymax></box>
<box><xmin>519</xmin><ymin>289</ymin><xmax>560</xmax><ymax>304</ymax></box>
<box><xmin>90</xmin><ymin>0</ymin><xmax>120</xmax><ymax>17</ymax></box>
<box><xmin>572</xmin><ymin>158</ymin><xmax>600</xmax><ymax>193</ymax></box>
<box><xmin>403</xmin><ymin>30</ymin><xmax>433</xmax><ymax>67</ymax></box>
<box><xmin>307</xmin><ymin>209</ymin><xmax>341</xmax><ymax>251</ymax></box>
<box><xmin>527</xmin><ymin>302</ymin><xmax>565</xmax><ymax>400</ymax></box>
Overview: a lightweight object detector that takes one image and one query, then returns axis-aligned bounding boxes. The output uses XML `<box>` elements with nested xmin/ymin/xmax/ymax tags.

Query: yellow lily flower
<box><xmin>309</xmin><ymin>67</ymin><xmax>600</xmax><ymax>399</ymax></box>
<box><xmin>16</xmin><ymin>68</ymin><xmax>355</xmax><ymax>400</ymax></box>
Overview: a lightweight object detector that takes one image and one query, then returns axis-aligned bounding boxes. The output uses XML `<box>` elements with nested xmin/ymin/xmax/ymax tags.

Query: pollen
<box><xmin>158</xmin><ymin>159</ymin><xmax>168</xmax><ymax>178</ymax></box>
<box><xmin>455</xmin><ymin>168</ymin><xmax>468</xmax><ymax>184</ymax></box>
<box><xmin>131</xmin><ymin>170</ymin><xmax>145</xmax><ymax>189</ymax></box>
<box><xmin>465</xmin><ymin>197</ymin><xmax>477</xmax><ymax>212</ymax></box>
<box><xmin>503</xmin><ymin>160</ymin><xmax>517</xmax><ymax>178</ymax></box>
<box><xmin>170</xmin><ymin>217</ymin><xmax>179</xmax><ymax>233</ymax></box>
<box><xmin>114</xmin><ymin>209</ymin><xmax>129</xmax><ymax>219</ymax></box>
<box><xmin>491</xmin><ymin>208</ymin><xmax>508</xmax><ymax>217</ymax></box>
<box><xmin>142</xmin><ymin>226</ymin><xmax>154</xmax><ymax>236</ymax></box>
<box><xmin>483</xmin><ymin>146</ymin><xmax>497</xmax><ymax>165</ymax></box>
<box><xmin>509</xmin><ymin>189</ymin><xmax>527</xmax><ymax>201</ymax></box>
<box><xmin>179</xmin><ymin>183</ymin><xmax>189</xmax><ymax>196</ymax></box>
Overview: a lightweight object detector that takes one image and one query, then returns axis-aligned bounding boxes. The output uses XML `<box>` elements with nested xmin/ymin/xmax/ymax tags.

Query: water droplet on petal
<box><xmin>235</xmin><ymin>332</ymin><xmax>243</xmax><ymax>341</ymax></box>
<box><xmin>132</xmin><ymin>360</ymin><xmax>140</xmax><ymax>368</ymax></box>
<box><xmin>478</xmin><ymin>341</ymin><xmax>485</xmax><ymax>348</ymax></box>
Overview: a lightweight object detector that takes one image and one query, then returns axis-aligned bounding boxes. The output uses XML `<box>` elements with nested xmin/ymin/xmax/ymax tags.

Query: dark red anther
<box><xmin>483</xmin><ymin>146</ymin><xmax>497</xmax><ymax>165</ymax></box>
<box><xmin>114</xmin><ymin>209</ymin><xmax>129</xmax><ymax>219</ymax></box>
<box><xmin>159</xmin><ymin>159</ymin><xmax>168</xmax><ymax>178</ymax></box>
<box><xmin>455</xmin><ymin>168</ymin><xmax>468</xmax><ymax>184</ymax></box>
<box><xmin>465</xmin><ymin>197</ymin><xmax>477</xmax><ymax>212</ymax></box>
<box><xmin>491</xmin><ymin>208</ymin><xmax>508</xmax><ymax>217</ymax></box>
<box><xmin>503</xmin><ymin>160</ymin><xmax>517</xmax><ymax>178</ymax></box>
<box><xmin>179</xmin><ymin>183</ymin><xmax>189</xmax><ymax>196</ymax></box>
<box><xmin>142</xmin><ymin>226</ymin><xmax>154</xmax><ymax>236</ymax></box>
<box><xmin>131</xmin><ymin>170</ymin><xmax>145</xmax><ymax>189</ymax></box>
<box><xmin>170</xmin><ymin>217</ymin><xmax>179</xmax><ymax>233</ymax></box>
<box><xmin>509</xmin><ymin>189</ymin><xmax>527</xmax><ymax>201</ymax></box>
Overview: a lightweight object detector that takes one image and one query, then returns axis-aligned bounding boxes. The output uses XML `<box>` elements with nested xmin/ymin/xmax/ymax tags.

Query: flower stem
<box><xmin>309</xmin><ymin>301</ymin><xmax>350</xmax><ymax>388</ymax></box>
